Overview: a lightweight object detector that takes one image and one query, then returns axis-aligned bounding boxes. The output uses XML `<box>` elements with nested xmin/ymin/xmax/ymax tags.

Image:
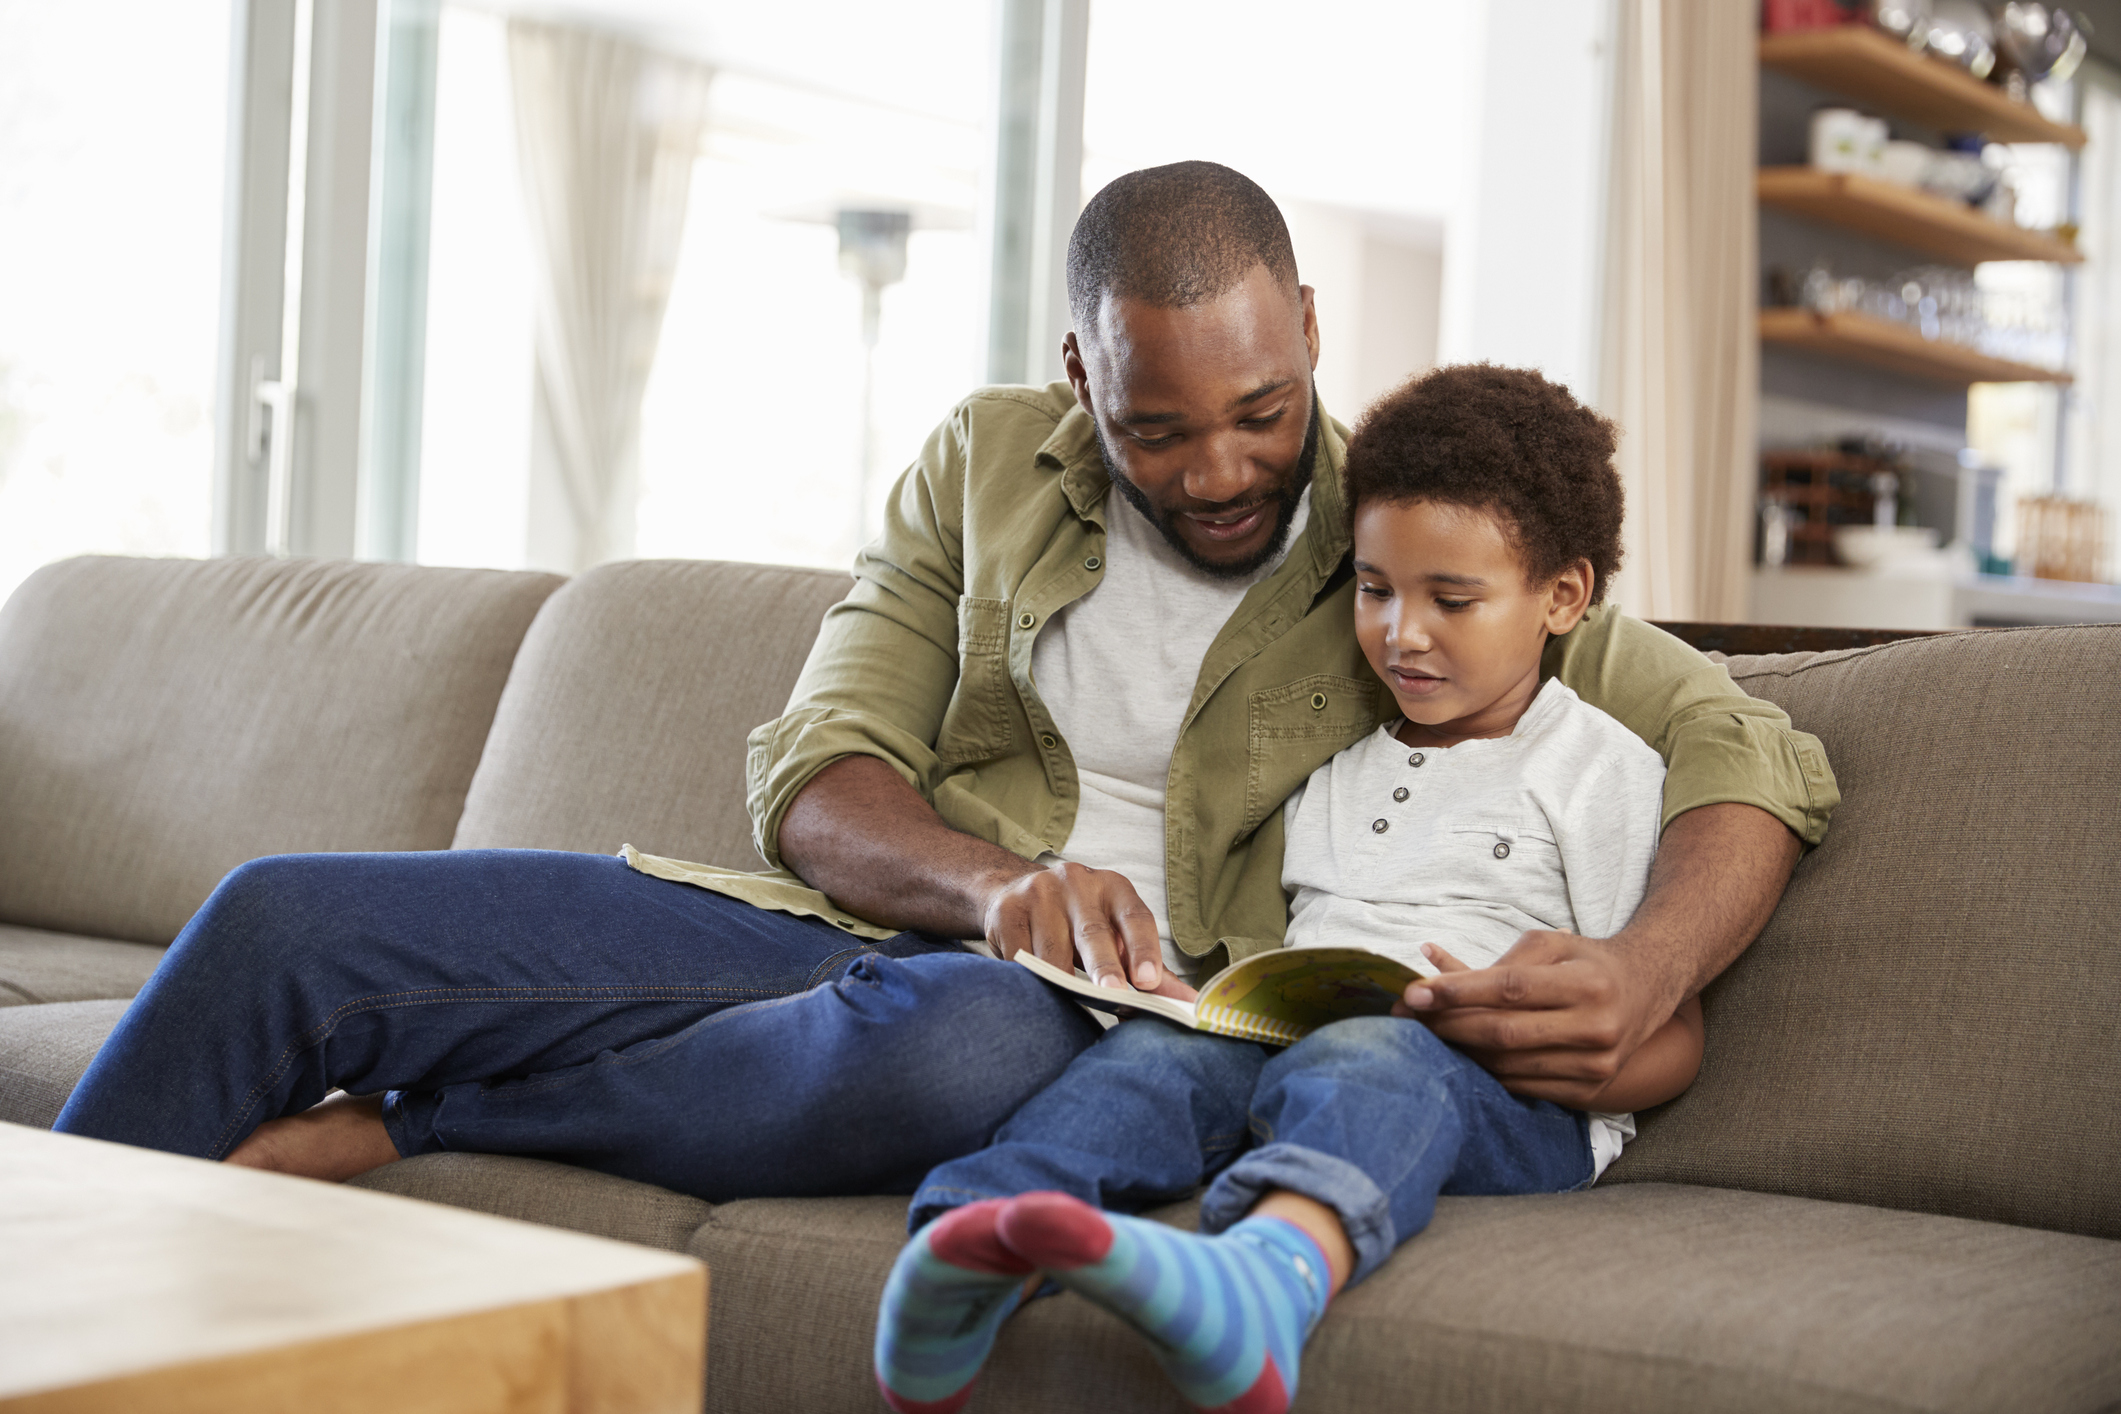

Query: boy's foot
<box><xmin>875</xmin><ymin>1198</ymin><xmax>1037</xmax><ymax>1414</ymax></box>
<box><xmin>996</xmin><ymin>1191</ymin><xmax>1329</xmax><ymax>1414</ymax></box>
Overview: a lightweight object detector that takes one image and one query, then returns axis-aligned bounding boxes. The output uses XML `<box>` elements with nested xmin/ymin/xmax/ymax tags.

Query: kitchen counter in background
<box><xmin>1752</xmin><ymin>567</ymin><xmax>2121</xmax><ymax>629</ymax></box>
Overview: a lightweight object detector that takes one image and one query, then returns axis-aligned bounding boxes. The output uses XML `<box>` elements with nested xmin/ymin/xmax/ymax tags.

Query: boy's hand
<box><xmin>1394</xmin><ymin>930</ymin><xmax>1659</xmax><ymax>1107</ymax></box>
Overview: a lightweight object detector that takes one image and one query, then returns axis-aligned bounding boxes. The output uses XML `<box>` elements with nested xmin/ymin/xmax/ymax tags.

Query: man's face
<box><xmin>1064</xmin><ymin>264</ymin><xmax>1322</xmax><ymax>579</ymax></box>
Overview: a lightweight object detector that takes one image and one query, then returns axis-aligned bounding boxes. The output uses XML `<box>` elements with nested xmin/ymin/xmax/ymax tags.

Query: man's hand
<box><xmin>1395</xmin><ymin>931</ymin><xmax>1657</xmax><ymax>1106</ymax></box>
<box><xmin>982</xmin><ymin>859</ymin><xmax>1170</xmax><ymax>993</ymax></box>
<box><xmin>1396</xmin><ymin>802</ymin><xmax>1802</xmax><ymax>1105</ymax></box>
<box><xmin>778</xmin><ymin>755</ymin><xmax>1189</xmax><ymax>996</ymax></box>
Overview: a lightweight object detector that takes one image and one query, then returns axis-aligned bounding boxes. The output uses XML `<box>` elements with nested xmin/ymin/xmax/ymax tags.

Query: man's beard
<box><xmin>1098</xmin><ymin>396</ymin><xmax>1321</xmax><ymax>581</ymax></box>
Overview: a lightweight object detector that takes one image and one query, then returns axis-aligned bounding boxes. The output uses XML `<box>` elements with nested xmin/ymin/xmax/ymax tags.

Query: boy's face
<box><xmin>1352</xmin><ymin>498</ymin><xmax>1592</xmax><ymax>744</ymax></box>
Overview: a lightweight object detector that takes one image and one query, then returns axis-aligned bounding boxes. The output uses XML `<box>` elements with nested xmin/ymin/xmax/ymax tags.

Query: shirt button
<box><xmin>1310</xmin><ymin>692</ymin><xmax>1328</xmax><ymax>711</ymax></box>
<box><xmin>1084</xmin><ymin>555</ymin><xmax>1102</xmax><ymax>570</ymax></box>
<box><xmin>1493</xmin><ymin>841</ymin><xmax>1511</xmax><ymax>860</ymax></box>
<box><xmin>1407</xmin><ymin>752</ymin><xmax>1426</xmax><ymax>767</ymax></box>
<box><xmin>1040</xmin><ymin>732</ymin><xmax>1058</xmax><ymax>750</ymax></box>
<box><xmin>1017</xmin><ymin>611</ymin><xmax>1036</xmax><ymax>630</ymax></box>
<box><xmin>1372</xmin><ymin>818</ymin><xmax>1389</xmax><ymax>834</ymax></box>
<box><xmin>1392</xmin><ymin>786</ymin><xmax>1409</xmax><ymax>802</ymax></box>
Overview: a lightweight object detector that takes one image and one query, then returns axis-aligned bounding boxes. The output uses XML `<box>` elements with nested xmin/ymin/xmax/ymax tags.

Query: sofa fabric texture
<box><xmin>0</xmin><ymin>925</ymin><xmax>164</xmax><ymax>1007</ymax></box>
<box><xmin>693</xmin><ymin>1188</ymin><xmax>2121</xmax><ymax>1414</ymax></box>
<box><xmin>0</xmin><ymin>1000</ymin><xmax>127</xmax><ymax>1130</ymax></box>
<box><xmin>1609</xmin><ymin>625</ymin><xmax>2121</xmax><ymax>1241</ymax></box>
<box><xmin>348</xmin><ymin>1152</ymin><xmax>714</xmax><ymax>1254</ymax></box>
<box><xmin>450</xmin><ymin>559</ymin><xmax>852</xmax><ymax>870</ymax></box>
<box><xmin>0</xmin><ymin>556</ymin><xmax>563</xmax><ymax>944</ymax></box>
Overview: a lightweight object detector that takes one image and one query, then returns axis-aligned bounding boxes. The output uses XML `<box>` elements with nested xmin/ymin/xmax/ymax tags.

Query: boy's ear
<box><xmin>1543</xmin><ymin>559</ymin><xmax>1595</xmax><ymax>635</ymax></box>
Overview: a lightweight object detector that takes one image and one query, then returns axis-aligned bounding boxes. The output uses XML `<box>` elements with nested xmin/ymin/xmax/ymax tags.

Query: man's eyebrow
<box><xmin>1227</xmin><ymin>378</ymin><xmax>1292</xmax><ymax>411</ymax></box>
<box><xmin>1116</xmin><ymin>378</ymin><xmax>1295</xmax><ymax>427</ymax></box>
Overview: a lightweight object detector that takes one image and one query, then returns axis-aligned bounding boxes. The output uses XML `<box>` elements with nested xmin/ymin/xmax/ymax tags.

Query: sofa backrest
<box><xmin>0</xmin><ymin>556</ymin><xmax>563</xmax><ymax>944</ymax></box>
<box><xmin>1609</xmin><ymin>624</ymin><xmax>2121</xmax><ymax>1241</ymax></box>
<box><xmin>450</xmin><ymin>559</ymin><xmax>851</xmax><ymax>869</ymax></box>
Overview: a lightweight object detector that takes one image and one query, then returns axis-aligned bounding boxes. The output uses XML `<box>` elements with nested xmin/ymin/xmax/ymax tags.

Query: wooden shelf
<box><xmin>1758</xmin><ymin>167</ymin><xmax>2082</xmax><ymax>265</ymax></box>
<box><xmin>1761</xmin><ymin>27</ymin><xmax>2087</xmax><ymax>148</ymax></box>
<box><xmin>1760</xmin><ymin>307</ymin><xmax>2073</xmax><ymax>384</ymax></box>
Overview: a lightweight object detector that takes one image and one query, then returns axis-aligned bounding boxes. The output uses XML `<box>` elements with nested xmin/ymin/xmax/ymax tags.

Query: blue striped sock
<box><xmin>997</xmin><ymin>1192</ymin><xmax>1331</xmax><ymax>1414</ymax></box>
<box><xmin>875</xmin><ymin>1199</ymin><xmax>1034</xmax><ymax>1414</ymax></box>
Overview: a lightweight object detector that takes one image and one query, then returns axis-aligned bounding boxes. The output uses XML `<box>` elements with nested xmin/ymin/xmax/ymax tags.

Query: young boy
<box><xmin>872</xmin><ymin>365</ymin><xmax>1706</xmax><ymax>1414</ymax></box>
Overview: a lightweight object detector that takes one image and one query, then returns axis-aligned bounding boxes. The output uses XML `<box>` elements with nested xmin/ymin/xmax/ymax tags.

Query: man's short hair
<box><xmin>1066</xmin><ymin>162</ymin><xmax>1299</xmax><ymax>331</ymax></box>
<box><xmin>1343</xmin><ymin>364</ymin><xmax>1625</xmax><ymax>603</ymax></box>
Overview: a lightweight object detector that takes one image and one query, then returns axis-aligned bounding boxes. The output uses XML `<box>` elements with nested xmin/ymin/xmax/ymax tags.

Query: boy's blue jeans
<box><xmin>54</xmin><ymin>850</ymin><xmax>1103</xmax><ymax>1200</ymax></box>
<box><xmin>910</xmin><ymin>1014</ymin><xmax>1596</xmax><ymax>1284</ymax></box>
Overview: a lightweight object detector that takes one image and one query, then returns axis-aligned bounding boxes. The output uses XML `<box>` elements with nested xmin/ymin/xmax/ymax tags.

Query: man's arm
<box><xmin>778</xmin><ymin>755</ymin><xmax>1174</xmax><ymax>993</ymax></box>
<box><xmin>1399</xmin><ymin>802</ymin><xmax>1799</xmax><ymax>1105</ymax></box>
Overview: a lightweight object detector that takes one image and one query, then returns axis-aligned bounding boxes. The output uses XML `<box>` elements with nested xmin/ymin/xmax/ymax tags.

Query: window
<box><xmin>0</xmin><ymin>2</ymin><xmax>232</xmax><ymax>603</ymax></box>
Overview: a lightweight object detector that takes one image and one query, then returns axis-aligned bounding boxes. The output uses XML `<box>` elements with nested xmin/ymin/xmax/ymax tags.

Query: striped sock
<box><xmin>875</xmin><ymin>1199</ymin><xmax>1035</xmax><ymax>1414</ymax></box>
<box><xmin>996</xmin><ymin>1191</ymin><xmax>1330</xmax><ymax>1414</ymax></box>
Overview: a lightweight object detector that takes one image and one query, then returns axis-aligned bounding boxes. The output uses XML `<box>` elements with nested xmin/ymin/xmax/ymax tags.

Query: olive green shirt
<box><xmin>627</xmin><ymin>383</ymin><xmax>1839</xmax><ymax>967</ymax></box>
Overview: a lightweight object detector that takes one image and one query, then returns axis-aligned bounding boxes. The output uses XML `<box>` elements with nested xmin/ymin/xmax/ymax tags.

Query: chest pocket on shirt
<box><xmin>937</xmin><ymin>596</ymin><xmax>1017</xmax><ymax>769</ymax></box>
<box><xmin>1243</xmin><ymin>674</ymin><xmax>1380</xmax><ymax>835</ymax></box>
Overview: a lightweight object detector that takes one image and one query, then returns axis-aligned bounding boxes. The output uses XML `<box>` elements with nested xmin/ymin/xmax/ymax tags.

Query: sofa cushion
<box><xmin>0</xmin><ymin>556</ymin><xmax>564</xmax><ymax>944</ymax></box>
<box><xmin>0</xmin><ymin>999</ymin><xmax>125</xmax><ymax>1128</ymax></box>
<box><xmin>693</xmin><ymin>1185</ymin><xmax>2121</xmax><ymax>1414</ymax></box>
<box><xmin>1610</xmin><ymin>625</ymin><xmax>2121</xmax><ymax>1241</ymax></box>
<box><xmin>0</xmin><ymin>924</ymin><xmax>163</xmax><ymax>1007</ymax></box>
<box><xmin>450</xmin><ymin>559</ymin><xmax>851</xmax><ymax>869</ymax></box>
<box><xmin>347</xmin><ymin>1152</ymin><xmax>712</xmax><ymax>1254</ymax></box>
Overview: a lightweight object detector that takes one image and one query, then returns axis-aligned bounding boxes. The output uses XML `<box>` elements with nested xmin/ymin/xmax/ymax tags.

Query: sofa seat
<box><xmin>0</xmin><ymin>923</ymin><xmax>163</xmax><ymax>1007</ymax></box>
<box><xmin>0</xmin><ymin>999</ymin><xmax>128</xmax><ymax>1129</ymax></box>
<box><xmin>348</xmin><ymin>1152</ymin><xmax>713</xmax><ymax>1254</ymax></box>
<box><xmin>692</xmin><ymin>1187</ymin><xmax>2121</xmax><ymax>1414</ymax></box>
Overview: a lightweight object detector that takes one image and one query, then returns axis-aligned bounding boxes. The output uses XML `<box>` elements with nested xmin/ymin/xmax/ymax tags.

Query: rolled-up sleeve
<box><xmin>745</xmin><ymin>410</ymin><xmax>972</xmax><ymax>868</ymax></box>
<box><xmin>1548</xmin><ymin>610</ymin><xmax>1840</xmax><ymax>848</ymax></box>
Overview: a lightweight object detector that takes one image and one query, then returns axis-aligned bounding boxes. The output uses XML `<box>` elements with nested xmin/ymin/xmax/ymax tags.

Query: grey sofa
<box><xmin>2</xmin><ymin>553</ymin><xmax>2116</xmax><ymax>1413</ymax></box>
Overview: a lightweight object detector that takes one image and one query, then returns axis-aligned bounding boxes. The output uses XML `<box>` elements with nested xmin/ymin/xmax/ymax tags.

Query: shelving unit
<box><xmin>1759</xmin><ymin>307</ymin><xmax>2073</xmax><ymax>385</ymax></box>
<box><xmin>1760</xmin><ymin>450</ymin><xmax>1890</xmax><ymax>566</ymax></box>
<box><xmin>1757</xmin><ymin>167</ymin><xmax>2081</xmax><ymax>265</ymax></box>
<box><xmin>1760</xmin><ymin>26</ymin><xmax>2086</xmax><ymax>146</ymax></box>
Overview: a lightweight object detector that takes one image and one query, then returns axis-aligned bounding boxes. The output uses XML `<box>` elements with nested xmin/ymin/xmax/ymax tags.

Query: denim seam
<box><xmin>470</xmin><ymin>984</ymin><xmax>856</xmax><ymax>1100</ymax></box>
<box><xmin>207</xmin><ymin>983</ymin><xmax>790</xmax><ymax>1160</ymax></box>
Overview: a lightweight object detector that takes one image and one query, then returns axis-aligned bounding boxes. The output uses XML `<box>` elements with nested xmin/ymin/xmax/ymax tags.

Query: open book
<box><xmin>1014</xmin><ymin>947</ymin><xmax>1430</xmax><ymax>1047</ymax></box>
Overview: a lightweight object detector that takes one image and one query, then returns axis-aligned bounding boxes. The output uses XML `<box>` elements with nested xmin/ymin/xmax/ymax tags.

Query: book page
<box><xmin>1193</xmin><ymin>948</ymin><xmax>1425</xmax><ymax>1044</ymax></box>
<box><xmin>1012</xmin><ymin>953</ymin><xmax>1200</xmax><ymax>1028</ymax></box>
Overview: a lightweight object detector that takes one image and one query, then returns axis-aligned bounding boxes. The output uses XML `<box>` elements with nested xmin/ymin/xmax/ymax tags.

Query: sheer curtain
<box><xmin>507</xmin><ymin>21</ymin><xmax>712</xmax><ymax>573</ymax></box>
<box><xmin>1600</xmin><ymin>0</ymin><xmax>1757</xmax><ymax>622</ymax></box>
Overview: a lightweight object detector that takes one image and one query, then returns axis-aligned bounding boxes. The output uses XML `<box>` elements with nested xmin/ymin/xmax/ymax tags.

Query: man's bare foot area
<box><xmin>224</xmin><ymin>1092</ymin><xmax>402</xmax><ymax>1181</ymax></box>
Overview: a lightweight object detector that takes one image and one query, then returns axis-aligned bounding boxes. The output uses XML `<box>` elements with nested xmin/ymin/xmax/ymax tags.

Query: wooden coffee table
<box><xmin>0</xmin><ymin>1122</ymin><xmax>706</xmax><ymax>1413</ymax></box>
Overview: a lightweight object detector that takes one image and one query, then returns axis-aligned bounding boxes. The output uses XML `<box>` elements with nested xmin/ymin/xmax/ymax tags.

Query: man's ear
<box><xmin>1544</xmin><ymin>559</ymin><xmax>1595</xmax><ymax>635</ymax></box>
<box><xmin>1299</xmin><ymin>284</ymin><xmax>1320</xmax><ymax>372</ymax></box>
<box><xmin>1062</xmin><ymin>331</ymin><xmax>1095</xmax><ymax>415</ymax></box>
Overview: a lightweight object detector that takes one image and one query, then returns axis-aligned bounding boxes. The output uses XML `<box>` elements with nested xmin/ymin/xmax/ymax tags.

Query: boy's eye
<box><xmin>1358</xmin><ymin>583</ymin><xmax>1390</xmax><ymax>598</ymax></box>
<box><xmin>1436</xmin><ymin>597</ymin><xmax>1473</xmax><ymax>612</ymax></box>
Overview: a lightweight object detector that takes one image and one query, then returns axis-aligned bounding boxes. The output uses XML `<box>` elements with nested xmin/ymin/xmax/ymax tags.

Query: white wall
<box><xmin>1438</xmin><ymin>0</ymin><xmax>1614</xmax><ymax>405</ymax></box>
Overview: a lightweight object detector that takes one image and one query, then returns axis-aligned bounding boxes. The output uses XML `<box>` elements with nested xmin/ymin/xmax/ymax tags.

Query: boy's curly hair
<box><xmin>1343</xmin><ymin>364</ymin><xmax>1624</xmax><ymax>603</ymax></box>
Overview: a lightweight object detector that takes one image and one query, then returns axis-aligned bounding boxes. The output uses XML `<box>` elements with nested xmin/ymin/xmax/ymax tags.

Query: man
<box><xmin>56</xmin><ymin>162</ymin><xmax>1835</xmax><ymax>1195</ymax></box>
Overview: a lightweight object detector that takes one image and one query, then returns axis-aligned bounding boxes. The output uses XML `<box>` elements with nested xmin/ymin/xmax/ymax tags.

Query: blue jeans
<box><xmin>54</xmin><ymin>850</ymin><xmax>1102</xmax><ymax>1200</ymax></box>
<box><xmin>910</xmin><ymin>1015</ymin><xmax>1595</xmax><ymax>1284</ymax></box>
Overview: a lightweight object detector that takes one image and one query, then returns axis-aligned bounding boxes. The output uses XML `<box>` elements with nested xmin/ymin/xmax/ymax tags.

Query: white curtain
<box><xmin>1600</xmin><ymin>0</ymin><xmax>1758</xmax><ymax>622</ymax></box>
<box><xmin>507</xmin><ymin>21</ymin><xmax>711</xmax><ymax>573</ymax></box>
